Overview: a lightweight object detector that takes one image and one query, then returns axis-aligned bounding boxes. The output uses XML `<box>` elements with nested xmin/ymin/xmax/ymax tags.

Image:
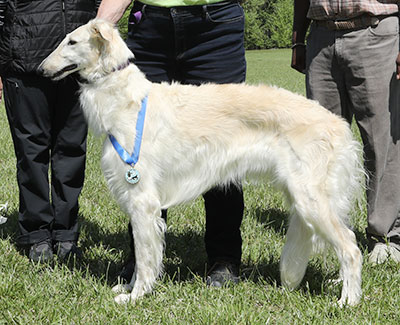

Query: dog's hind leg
<box><xmin>114</xmin><ymin>193</ymin><xmax>166</xmax><ymax>304</ymax></box>
<box><xmin>314</xmin><ymin>213</ymin><xmax>362</xmax><ymax>306</ymax></box>
<box><xmin>279</xmin><ymin>173</ymin><xmax>362</xmax><ymax>306</ymax></box>
<box><xmin>288</xmin><ymin>187</ymin><xmax>362</xmax><ymax>306</ymax></box>
<box><xmin>280</xmin><ymin>212</ymin><xmax>314</xmax><ymax>290</ymax></box>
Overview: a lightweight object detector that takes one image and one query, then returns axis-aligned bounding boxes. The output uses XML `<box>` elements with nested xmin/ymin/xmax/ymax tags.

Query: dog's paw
<box><xmin>337</xmin><ymin>294</ymin><xmax>361</xmax><ymax>308</ymax></box>
<box><xmin>114</xmin><ymin>293</ymin><xmax>131</xmax><ymax>304</ymax></box>
<box><xmin>112</xmin><ymin>283</ymin><xmax>132</xmax><ymax>294</ymax></box>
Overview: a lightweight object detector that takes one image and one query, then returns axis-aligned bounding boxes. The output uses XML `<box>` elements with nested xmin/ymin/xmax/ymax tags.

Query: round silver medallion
<box><xmin>125</xmin><ymin>168</ymin><xmax>140</xmax><ymax>184</ymax></box>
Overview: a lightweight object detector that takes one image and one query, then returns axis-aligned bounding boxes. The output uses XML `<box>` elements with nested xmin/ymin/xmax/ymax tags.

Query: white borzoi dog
<box><xmin>39</xmin><ymin>19</ymin><xmax>364</xmax><ymax>306</ymax></box>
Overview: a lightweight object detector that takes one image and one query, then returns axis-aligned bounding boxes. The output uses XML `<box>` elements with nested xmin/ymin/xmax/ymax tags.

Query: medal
<box><xmin>125</xmin><ymin>168</ymin><xmax>140</xmax><ymax>184</ymax></box>
<box><xmin>109</xmin><ymin>96</ymin><xmax>148</xmax><ymax>186</ymax></box>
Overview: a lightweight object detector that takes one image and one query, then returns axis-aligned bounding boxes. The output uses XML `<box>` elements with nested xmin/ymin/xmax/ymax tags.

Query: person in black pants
<box><xmin>0</xmin><ymin>0</ymin><xmax>101</xmax><ymax>263</ymax></box>
<box><xmin>97</xmin><ymin>0</ymin><xmax>246</xmax><ymax>286</ymax></box>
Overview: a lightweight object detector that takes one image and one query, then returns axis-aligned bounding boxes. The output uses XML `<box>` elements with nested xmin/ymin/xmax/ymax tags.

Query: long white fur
<box><xmin>39</xmin><ymin>19</ymin><xmax>365</xmax><ymax>306</ymax></box>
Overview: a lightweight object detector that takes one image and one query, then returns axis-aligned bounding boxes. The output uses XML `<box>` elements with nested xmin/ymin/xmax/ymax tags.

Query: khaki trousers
<box><xmin>306</xmin><ymin>16</ymin><xmax>400</xmax><ymax>249</ymax></box>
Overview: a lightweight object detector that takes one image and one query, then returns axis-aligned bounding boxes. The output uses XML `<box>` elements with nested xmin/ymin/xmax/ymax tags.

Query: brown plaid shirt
<box><xmin>307</xmin><ymin>0</ymin><xmax>399</xmax><ymax>20</ymax></box>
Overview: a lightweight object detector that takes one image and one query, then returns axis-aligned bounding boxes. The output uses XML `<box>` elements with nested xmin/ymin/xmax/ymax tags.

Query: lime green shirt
<box><xmin>139</xmin><ymin>0</ymin><xmax>225</xmax><ymax>8</ymax></box>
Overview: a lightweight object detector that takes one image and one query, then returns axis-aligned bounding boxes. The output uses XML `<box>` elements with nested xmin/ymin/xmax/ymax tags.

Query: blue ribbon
<box><xmin>109</xmin><ymin>95</ymin><xmax>148</xmax><ymax>167</ymax></box>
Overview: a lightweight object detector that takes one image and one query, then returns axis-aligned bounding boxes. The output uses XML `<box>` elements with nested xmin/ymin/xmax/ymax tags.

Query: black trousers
<box><xmin>3</xmin><ymin>74</ymin><xmax>87</xmax><ymax>245</ymax></box>
<box><xmin>126</xmin><ymin>1</ymin><xmax>246</xmax><ymax>265</ymax></box>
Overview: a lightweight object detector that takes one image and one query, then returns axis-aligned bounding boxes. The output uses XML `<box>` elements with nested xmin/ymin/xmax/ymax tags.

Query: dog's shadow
<box><xmin>0</xmin><ymin>205</ymin><xmax>368</xmax><ymax>299</ymax></box>
<box><xmin>162</xmin><ymin>205</ymin><xmax>362</xmax><ymax>300</ymax></box>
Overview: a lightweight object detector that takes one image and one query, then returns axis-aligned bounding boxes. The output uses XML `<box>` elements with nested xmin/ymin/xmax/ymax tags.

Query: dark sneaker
<box><xmin>29</xmin><ymin>240</ymin><xmax>54</xmax><ymax>263</ymax></box>
<box><xmin>206</xmin><ymin>261</ymin><xmax>240</xmax><ymax>287</ymax></box>
<box><xmin>54</xmin><ymin>241</ymin><xmax>81</xmax><ymax>261</ymax></box>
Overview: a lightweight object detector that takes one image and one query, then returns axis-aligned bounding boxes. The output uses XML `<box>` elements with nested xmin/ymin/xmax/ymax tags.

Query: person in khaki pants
<box><xmin>291</xmin><ymin>0</ymin><xmax>400</xmax><ymax>264</ymax></box>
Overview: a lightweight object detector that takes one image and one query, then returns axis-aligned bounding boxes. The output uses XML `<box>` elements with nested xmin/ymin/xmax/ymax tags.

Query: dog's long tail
<box><xmin>327</xmin><ymin>125</ymin><xmax>366</xmax><ymax>228</ymax></box>
<box><xmin>300</xmin><ymin>120</ymin><xmax>366</xmax><ymax>253</ymax></box>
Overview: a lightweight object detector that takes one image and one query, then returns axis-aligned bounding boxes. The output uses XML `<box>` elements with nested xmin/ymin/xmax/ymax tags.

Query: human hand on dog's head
<box><xmin>96</xmin><ymin>0</ymin><xmax>132</xmax><ymax>24</ymax></box>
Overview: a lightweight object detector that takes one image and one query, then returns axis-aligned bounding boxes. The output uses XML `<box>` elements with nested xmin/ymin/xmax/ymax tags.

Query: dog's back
<box><xmin>145</xmin><ymin>82</ymin><xmax>361</xmax><ymax>190</ymax></box>
<box><xmin>149</xmin><ymin>82</ymin><xmax>346</xmax><ymax>148</ymax></box>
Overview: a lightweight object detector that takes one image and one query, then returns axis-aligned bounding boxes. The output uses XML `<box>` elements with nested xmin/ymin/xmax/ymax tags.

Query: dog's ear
<box><xmin>90</xmin><ymin>19</ymin><xmax>114</xmax><ymax>43</ymax></box>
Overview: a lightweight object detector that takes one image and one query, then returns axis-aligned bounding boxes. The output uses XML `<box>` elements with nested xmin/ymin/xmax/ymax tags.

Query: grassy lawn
<box><xmin>0</xmin><ymin>49</ymin><xmax>399</xmax><ymax>324</ymax></box>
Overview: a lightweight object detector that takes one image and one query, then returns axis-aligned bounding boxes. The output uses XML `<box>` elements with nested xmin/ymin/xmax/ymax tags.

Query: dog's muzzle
<box><xmin>50</xmin><ymin>64</ymin><xmax>79</xmax><ymax>80</ymax></box>
<box><xmin>38</xmin><ymin>63</ymin><xmax>79</xmax><ymax>80</ymax></box>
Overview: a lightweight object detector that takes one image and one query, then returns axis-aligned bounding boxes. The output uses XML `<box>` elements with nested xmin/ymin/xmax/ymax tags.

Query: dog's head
<box><xmin>39</xmin><ymin>19</ymin><xmax>134</xmax><ymax>82</ymax></box>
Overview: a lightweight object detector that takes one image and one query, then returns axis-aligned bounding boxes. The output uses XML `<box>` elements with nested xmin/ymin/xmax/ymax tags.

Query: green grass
<box><xmin>246</xmin><ymin>49</ymin><xmax>306</xmax><ymax>95</ymax></box>
<box><xmin>0</xmin><ymin>49</ymin><xmax>399</xmax><ymax>324</ymax></box>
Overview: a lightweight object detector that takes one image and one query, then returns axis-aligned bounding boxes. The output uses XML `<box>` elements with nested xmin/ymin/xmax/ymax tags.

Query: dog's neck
<box><xmin>111</xmin><ymin>57</ymin><xmax>136</xmax><ymax>74</ymax></box>
<box><xmin>78</xmin><ymin>57</ymin><xmax>136</xmax><ymax>84</ymax></box>
<box><xmin>78</xmin><ymin>57</ymin><xmax>151</xmax><ymax>137</ymax></box>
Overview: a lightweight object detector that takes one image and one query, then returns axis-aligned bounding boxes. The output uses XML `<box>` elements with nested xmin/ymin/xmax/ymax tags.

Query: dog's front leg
<box><xmin>114</xmin><ymin>193</ymin><xmax>166</xmax><ymax>304</ymax></box>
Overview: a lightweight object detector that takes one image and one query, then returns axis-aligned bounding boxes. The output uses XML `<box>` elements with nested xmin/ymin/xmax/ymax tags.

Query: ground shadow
<box><xmin>0</xmin><ymin>204</ymin><xmax>357</xmax><ymax>300</ymax></box>
<box><xmin>253</xmin><ymin>206</ymin><xmax>288</xmax><ymax>235</ymax></box>
<box><xmin>0</xmin><ymin>210</ymin><xmax>19</xmax><ymax>243</ymax></box>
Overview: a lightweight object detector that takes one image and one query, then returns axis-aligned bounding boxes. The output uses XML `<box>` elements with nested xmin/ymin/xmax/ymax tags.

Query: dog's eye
<box><xmin>68</xmin><ymin>40</ymin><xmax>77</xmax><ymax>46</ymax></box>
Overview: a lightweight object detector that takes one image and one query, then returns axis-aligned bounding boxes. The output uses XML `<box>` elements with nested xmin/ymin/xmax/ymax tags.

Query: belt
<box><xmin>135</xmin><ymin>0</ymin><xmax>238</xmax><ymax>13</ymax></box>
<box><xmin>314</xmin><ymin>14</ymin><xmax>393</xmax><ymax>31</ymax></box>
